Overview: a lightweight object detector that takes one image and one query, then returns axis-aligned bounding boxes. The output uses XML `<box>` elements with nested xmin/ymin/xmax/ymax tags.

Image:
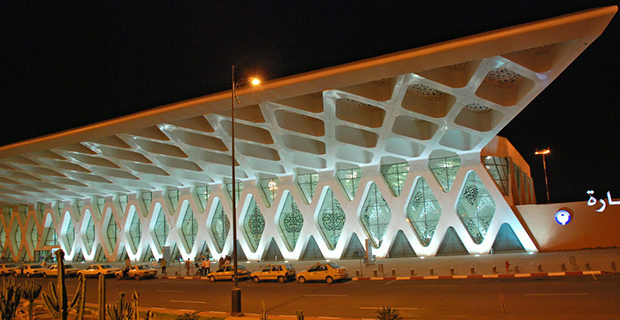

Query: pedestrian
<box><xmin>505</xmin><ymin>260</ymin><xmax>510</xmax><ymax>273</ymax></box>
<box><xmin>219</xmin><ymin>256</ymin><xmax>225</xmax><ymax>267</ymax></box>
<box><xmin>225</xmin><ymin>255</ymin><xmax>231</xmax><ymax>265</ymax></box>
<box><xmin>161</xmin><ymin>258</ymin><xmax>167</xmax><ymax>275</ymax></box>
<box><xmin>201</xmin><ymin>259</ymin><xmax>210</xmax><ymax>275</ymax></box>
<box><xmin>185</xmin><ymin>258</ymin><xmax>191</xmax><ymax>276</ymax></box>
<box><xmin>41</xmin><ymin>259</ymin><xmax>46</xmax><ymax>267</ymax></box>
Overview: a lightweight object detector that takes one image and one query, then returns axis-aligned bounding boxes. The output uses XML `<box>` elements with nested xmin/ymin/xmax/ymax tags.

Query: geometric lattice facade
<box><xmin>0</xmin><ymin>8</ymin><xmax>616</xmax><ymax>262</ymax></box>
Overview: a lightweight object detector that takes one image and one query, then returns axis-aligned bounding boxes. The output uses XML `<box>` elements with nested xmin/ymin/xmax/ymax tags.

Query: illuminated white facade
<box><xmin>0</xmin><ymin>7</ymin><xmax>616</xmax><ymax>262</ymax></box>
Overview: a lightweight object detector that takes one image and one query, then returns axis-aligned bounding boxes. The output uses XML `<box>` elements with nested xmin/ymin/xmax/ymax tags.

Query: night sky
<box><xmin>1</xmin><ymin>1</ymin><xmax>618</xmax><ymax>204</ymax></box>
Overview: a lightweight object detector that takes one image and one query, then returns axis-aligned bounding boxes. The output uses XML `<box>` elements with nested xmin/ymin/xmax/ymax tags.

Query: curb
<box><xmin>352</xmin><ymin>270</ymin><xmax>615</xmax><ymax>281</ymax></box>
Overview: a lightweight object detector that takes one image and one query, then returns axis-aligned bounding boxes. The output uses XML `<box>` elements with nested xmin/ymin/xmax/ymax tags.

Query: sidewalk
<box><xmin>158</xmin><ymin>248</ymin><xmax>619</xmax><ymax>280</ymax></box>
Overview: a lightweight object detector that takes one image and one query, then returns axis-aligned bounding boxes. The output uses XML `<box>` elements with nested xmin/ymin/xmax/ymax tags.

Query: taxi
<box><xmin>43</xmin><ymin>264</ymin><xmax>79</xmax><ymax>277</ymax></box>
<box><xmin>296</xmin><ymin>262</ymin><xmax>349</xmax><ymax>284</ymax></box>
<box><xmin>115</xmin><ymin>264</ymin><xmax>158</xmax><ymax>280</ymax></box>
<box><xmin>207</xmin><ymin>264</ymin><xmax>250</xmax><ymax>281</ymax></box>
<box><xmin>250</xmin><ymin>263</ymin><xmax>296</xmax><ymax>283</ymax></box>
<box><xmin>77</xmin><ymin>264</ymin><xmax>121</xmax><ymax>278</ymax></box>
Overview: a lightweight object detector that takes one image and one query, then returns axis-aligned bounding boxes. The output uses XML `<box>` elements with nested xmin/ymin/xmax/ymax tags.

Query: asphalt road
<box><xmin>16</xmin><ymin>274</ymin><xmax>620</xmax><ymax>319</ymax></box>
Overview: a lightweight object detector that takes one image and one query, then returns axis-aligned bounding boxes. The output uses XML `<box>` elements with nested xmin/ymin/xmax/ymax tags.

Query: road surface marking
<box><xmin>453</xmin><ymin>275</ymin><xmax>467</xmax><ymax>279</ymax></box>
<box><xmin>157</xmin><ymin>290</ymin><xmax>185</xmax><ymax>293</ymax></box>
<box><xmin>360</xmin><ymin>307</ymin><xmax>418</xmax><ymax>310</ymax></box>
<box><xmin>386</xmin><ymin>279</ymin><xmax>397</xmax><ymax>285</ymax></box>
<box><xmin>150</xmin><ymin>308</ymin><xmax>166</xmax><ymax>310</ymax></box>
<box><xmin>525</xmin><ymin>293</ymin><xmax>588</xmax><ymax>296</ymax></box>
<box><xmin>591</xmin><ymin>274</ymin><xmax>598</xmax><ymax>281</ymax></box>
<box><xmin>245</xmin><ymin>313</ymin><xmax>259</xmax><ymax>316</ymax></box>
<box><xmin>548</xmin><ymin>272</ymin><xmax>565</xmax><ymax>276</ymax></box>
<box><xmin>483</xmin><ymin>274</ymin><xmax>499</xmax><ymax>278</ymax></box>
<box><xmin>303</xmin><ymin>294</ymin><xmax>348</xmax><ymax>297</ymax></box>
<box><xmin>318</xmin><ymin>317</ymin><xmax>340</xmax><ymax>319</ymax></box>
<box><xmin>169</xmin><ymin>300</ymin><xmax>206</xmax><ymax>304</ymax></box>
<box><xmin>278</xmin><ymin>315</ymin><xmax>296</xmax><ymax>318</ymax></box>
<box><xmin>209</xmin><ymin>311</ymin><xmax>227</xmax><ymax>314</ymax></box>
<box><xmin>178</xmin><ymin>309</ymin><xmax>194</xmax><ymax>312</ymax></box>
<box><xmin>515</xmin><ymin>273</ymin><xmax>531</xmax><ymax>278</ymax></box>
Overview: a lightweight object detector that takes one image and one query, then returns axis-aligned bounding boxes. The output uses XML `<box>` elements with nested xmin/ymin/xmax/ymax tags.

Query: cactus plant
<box><xmin>98</xmin><ymin>273</ymin><xmax>106</xmax><ymax>320</ymax></box>
<box><xmin>106</xmin><ymin>292</ymin><xmax>134</xmax><ymax>320</ymax></box>
<box><xmin>376</xmin><ymin>307</ymin><xmax>402</xmax><ymax>320</ymax></box>
<box><xmin>42</xmin><ymin>249</ymin><xmax>86</xmax><ymax>320</ymax></box>
<box><xmin>0</xmin><ymin>277</ymin><xmax>22</xmax><ymax>320</ymax></box>
<box><xmin>260</xmin><ymin>300</ymin><xmax>268</xmax><ymax>320</ymax></box>
<box><xmin>295</xmin><ymin>310</ymin><xmax>304</xmax><ymax>320</ymax></box>
<box><xmin>21</xmin><ymin>280</ymin><xmax>42</xmax><ymax>320</ymax></box>
<box><xmin>145</xmin><ymin>310</ymin><xmax>155</xmax><ymax>320</ymax></box>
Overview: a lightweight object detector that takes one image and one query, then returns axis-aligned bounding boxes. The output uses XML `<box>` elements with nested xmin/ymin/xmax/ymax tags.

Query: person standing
<box><xmin>161</xmin><ymin>258</ymin><xmax>167</xmax><ymax>275</ymax></box>
<box><xmin>185</xmin><ymin>258</ymin><xmax>191</xmax><ymax>276</ymax></box>
<box><xmin>200</xmin><ymin>259</ymin><xmax>210</xmax><ymax>275</ymax></box>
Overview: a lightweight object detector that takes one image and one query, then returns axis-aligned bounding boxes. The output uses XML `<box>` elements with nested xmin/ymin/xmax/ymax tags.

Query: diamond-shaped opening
<box><xmin>439</xmin><ymin>129</ymin><xmax>482</xmax><ymax>151</ymax></box>
<box><xmin>46</xmin><ymin>177</ymin><xmax>88</xmax><ymax>187</ymax></box>
<box><xmin>125</xmin><ymin>206</ymin><xmax>142</xmax><ymax>255</ymax></box>
<box><xmin>179</xmin><ymin>200</ymin><xmax>198</xmax><ymax>254</ymax></box>
<box><xmin>98</xmin><ymin>146</ymin><xmax>152</xmax><ymax>163</ymax></box>
<box><xmin>407</xmin><ymin>177</ymin><xmax>441</xmax><ymax>246</ymax></box>
<box><xmin>277</xmin><ymin>192</ymin><xmax>304</xmax><ymax>251</ymax></box>
<box><xmin>338</xmin><ymin>78</ymin><xmax>397</xmax><ymax>102</ymax></box>
<box><xmin>5</xmin><ymin>156</ymin><xmax>39</xmax><ymax>166</ymax></box>
<box><xmin>129</xmin><ymin>126</ymin><xmax>170</xmax><ymax>141</ymax></box>
<box><xmin>274</xmin><ymin>110</ymin><xmax>325</xmax><ymax>136</ymax></box>
<box><xmin>335</xmin><ymin>125</ymin><xmax>378</xmax><ymax>148</ymax></box>
<box><xmin>209</xmin><ymin>199</ymin><xmax>230</xmax><ymax>254</ymax></box>
<box><xmin>23</xmin><ymin>166</ymin><xmax>65</xmax><ymax>177</ymax></box>
<box><xmin>416</xmin><ymin>60</ymin><xmax>482</xmax><ymax>88</ymax></box>
<box><xmin>247</xmin><ymin>158</ymin><xmax>286</xmax><ymax>174</ymax></box>
<box><xmin>61</xmin><ymin>212</ymin><xmax>75</xmax><ymax>254</ymax></box>
<box><xmin>155</xmin><ymin>156</ymin><xmax>202</xmax><ymax>171</ymax></box>
<box><xmin>259</xmin><ymin>177</ymin><xmax>279</xmax><ymax>208</ymax></box>
<box><xmin>380</xmin><ymin>160</ymin><xmax>409</xmax><ymax>197</ymax></box>
<box><xmin>436</xmin><ymin>227</ymin><xmax>469</xmax><ymax>256</ymax></box>
<box><xmin>275</xmin><ymin>92</ymin><xmax>324</xmax><ymax>113</ymax></box>
<box><xmin>173</xmin><ymin>130</ymin><xmax>228</xmax><ymax>151</ymax></box>
<box><xmin>428</xmin><ymin>151</ymin><xmax>461</xmax><ymax>192</ymax></box>
<box><xmin>316</xmin><ymin>187</ymin><xmax>346</xmax><ymax>250</ymax></box>
<box><xmin>44</xmin><ymin>160</ymin><xmax>91</xmax><ymax>173</ymax></box>
<box><xmin>282</xmin><ymin>134</ymin><xmax>326</xmax><ymax>155</ymax></box>
<box><xmin>79</xmin><ymin>211</ymin><xmax>95</xmax><ymax>254</ymax></box>
<box><xmin>335</xmin><ymin>99</ymin><xmax>386</xmax><ymax>128</ymax></box>
<box><xmin>492</xmin><ymin>223</ymin><xmax>525</xmax><ymax>253</ymax></box>
<box><xmin>217</xmin><ymin>104</ymin><xmax>265</xmax><ymax>123</ymax></box>
<box><xmin>92</xmin><ymin>168</ymin><xmax>139</xmax><ymax>180</ymax></box>
<box><xmin>456</xmin><ymin>171</ymin><xmax>496</xmax><ymax>244</ymax></box>
<box><xmin>475</xmin><ymin>68</ymin><xmax>535</xmax><ymax>107</ymax></box>
<box><xmin>296</xmin><ymin>171</ymin><xmax>319</xmax><ymax>204</ymax></box>
<box><xmin>32</xmin><ymin>150</ymin><xmax>67</xmax><ymax>160</ymax></box>
<box><xmin>167</xmin><ymin>189</ymin><xmax>179</xmax><ymax>213</ymax></box>
<box><xmin>194</xmin><ymin>149</ymin><xmax>236</xmax><ymax>166</ymax></box>
<box><xmin>125</xmin><ymin>162</ymin><xmax>170</xmax><ymax>176</ymax></box>
<box><xmin>241</xmin><ymin>195</ymin><xmax>265</xmax><ymax>253</ymax></box>
<box><xmin>27</xmin><ymin>220</ymin><xmax>38</xmax><ymax>251</ymax></box>
<box><xmin>42</xmin><ymin>213</ymin><xmax>59</xmax><ymax>248</ymax></box>
<box><xmin>221</xmin><ymin>120</ymin><xmax>274</xmax><ymax>144</ymax></box>
<box><xmin>388</xmin><ymin>230</ymin><xmax>417</xmax><ymax>258</ymax></box>
<box><xmin>133</xmin><ymin>139</ymin><xmax>188</xmax><ymax>158</ymax></box>
<box><xmin>401</xmin><ymin>84</ymin><xmax>456</xmax><ymax>118</ymax></box>
<box><xmin>454</xmin><ymin>103</ymin><xmax>505</xmax><ymax>132</ymax></box>
<box><xmin>290</xmin><ymin>153</ymin><xmax>327</xmax><ymax>169</ymax></box>
<box><xmin>102</xmin><ymin>208</ymin><xmax>119</xmax><ymax>254</ymax></box>
<box><xmin>501</xmin><ymin>40</ymin><xmax>577</xmax><ymax>73</ymax></box>
<box><xmin>152</xmin><ymin>204</ymin><xmax>169</xmax><ymax>251</ymax></box>
<box><xmin>336</xmin><ymin>166</ymin><xmax>361</xmax><ymax>201</ymax></box>
<box><xmin>335</xmin><ymin>145</ymin><xmax>373</xmax><ymax>164</ymax></box>
<box><xmin>66</xmin><ymin>172</ymin><xmax>113</xmax><ymax>184</ymax></box>
<box><xmin>385</xmin><ymin>138</ymin><xmax>425</xmax><ymax>158</ymax></box>
<box><xmin>340</xmin><ymin>233</ymin><xmax>365</xmax><ymax>259</ymax></box>
<box><xmin>211</xmin><ymin>164</ymin><xmax>247</xmax><ymax>179</ymax></box>
<box><xmin>195</xmin><ymin>185</ymin><xmax>210</xmax><ymax>212</ymax></box>
<box><xmin>237</xmin><ymin>142</ymin><xmax>280</xmax><ymax>161</ymax></box>
<box><xmin>300</xmin><ymin>236</ymin><xmax>325</xmax><ymax>260</ymax></box>
<box><xmin>169</xmin><ymin>116</ymin><xmax>215</xmax><ymax>133</ymax></box>
<box><xmin>262</xmin><ymin>238</ymin><xmax>284</xmax><ymax>261</ymax></box>
<box><xmin>392</xmin><ymin>116</ymin><xmax>438</xmax><ymax>140</ymax></box>
<box><xmin>483</xmin><ymin>156</ymin><xmax>509</xmax><ymax>196</ymax></box>
<box><xmin>57</xmin><ymin>143</ymin><xmax>97</xmax><ymax>155</ymax></box>
<box><xmin>360</xmin><ymin>182</ymin><xmax>391</xmax><ymax>248</ymax></box>
<box><xmin>90</xmin><ymin>136</ymin><xmax>132</xmax><ymax>149</ymax></box>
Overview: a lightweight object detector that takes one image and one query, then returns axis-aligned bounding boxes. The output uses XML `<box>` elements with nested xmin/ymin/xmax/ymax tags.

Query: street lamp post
<box><xmin>231</xmin><ymin>65</ymin><xmax>259</xmax><ymax>316</ymax></box>
<box><xmin>534</xmin><ymin>148</ymin><xmax>551</xmax><ymax>203</ymax></box>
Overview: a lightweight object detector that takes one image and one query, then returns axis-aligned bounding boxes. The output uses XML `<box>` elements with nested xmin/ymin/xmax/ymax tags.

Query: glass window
<box><xmin>456</xmin><ymin>171</ymin><xmax>496</xmax><ymax>244</ymax></box>
<box><xmin>128</xmin><ymin>212</ymin><xmax>141</xmax><ymax>253</ymax></box>
<box><xmin>141</xmin><ymin>192</ymin><xmax>152</xmax><ymax>217</ymax></box>
<box><xmin>317</xmin><ymin>187</ymin><xmax>346</xmax><ymax>250</ymax></box>
<box><xmin>154</xmin><ymin>207</ymin><xmax>169</xmax><ymax>249</ymax></box>
<box><xmin>196</xmin><ymin>186</ymin><xmax>210</xmax><ymax>211</ymax></box>
<box><xmin>406</xmin><ymin>177</ymin><xmax>441</xmax><ymax>246</ymax></box>
<box><xmin>226</xmin><ymin>182</ymin><xmax>243</xmax><ymax>206</ymax></box>
<box><xmin>278</xmin><ymin>193</ymin><xmax>304</xmax><ymax>251</ymax></box>
<box><xmin>380</xmin><ymin>162</ymin><xmax>410</xmax><ymax>196</ymax></box>
<box><xmin>181</xmin><ymin>202</ymin><xmax>198</xmax><ymax>250</ymax></box>
<box><xmin>360</xmin><ymin>182</ymin><xmax>391</xmax><ymax>248</ymax></box>
<box><xmin>336</xmin><ymin>168</ymin><xmax>361</xmax><ymax>200</ymax></box>
<box><xmin>259</xmin><ymin>178</ymin><xmax>279</xmax><ymax>208</ymax></box>
<box><xmin>210</xmin><ymin>200</ymin><xmax>230</xmax><ymax>253</ymax></box>
<box><xmin>168</xmin><ymin>189</ymin><xmax>179</xmax><ymax>212</ymax></box>
<box><xmin>483</xmin><ymin>156</ymin><xmax>509</xmax><ymax>195</ymax></box>
<box><xmin>242</xmin><ymin>196</ymin><xmax>265</xmax><ymax>253</ymax></box>
<box><xmin>429</xmin><ymin>156</ymin><xmax>461</xmax><ymax>192</ymax></box>
<box><xmin>297</xmin><ymin>173</ymin><xmax>319</xmax><ymax>204</ymax></box>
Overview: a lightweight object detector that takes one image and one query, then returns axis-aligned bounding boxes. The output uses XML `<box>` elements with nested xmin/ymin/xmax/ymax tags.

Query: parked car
<box><xmin>250</xmin><ymin>263</ymin><xmax>296</xmax><ymax>283</ymax></box>
<box><xmin>77</xmin><ymin>264</ymin><xmax>121</xmax><ymax>278</ymax></box>
<box><xmin>43</xmin><ymin>264</ymin><xmax>79</xmax><ymax>277</ymax></box>
<box><xmin>207</xmin><ymin>264</ymin><xmax>250</xmax><ymax>282</ymax></box>
<box><xmin>0</xmin><ymin>264</ymin><xmax>19</xmax><ymax>276</ymax></box>
<box><xmin>296</xmin><ymin>262</ymin><xmax>349</xmax><ymax>284</ymax></box>
<box><xmin>115</xmin><ymin>265</ymin><xmax>157</xmax><ymax>280</ymax></box>
<box><xmin>14</xmin><ymin>264</ymin><xmax>46</xmax><ymax>277</ymax></box>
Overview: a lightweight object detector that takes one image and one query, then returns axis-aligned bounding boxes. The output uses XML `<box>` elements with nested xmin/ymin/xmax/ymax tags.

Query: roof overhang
<box><xmin>0</xmin><ymin>6</ymin><xmax>616</xmax><ymax>204</ymax></box>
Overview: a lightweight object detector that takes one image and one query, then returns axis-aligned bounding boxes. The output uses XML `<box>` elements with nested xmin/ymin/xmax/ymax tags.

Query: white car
<box><xmin>14</xmin><ymin>265</ymin><xmax>46</xmax><ymax>277</ymax></box>
<box><xmin>77</xmin><ymin>264</ymin><xmax>121</xmax><ymax>278</ymax></box>
<box><xmin>43</xmin><ymin>264</ymin><xmax>79</xmax><ymax>277</ymax></box>
<box><xmin>115</xmin><ymin>265</ymin><xmax>158</xmax><ymax>280</ymax></box>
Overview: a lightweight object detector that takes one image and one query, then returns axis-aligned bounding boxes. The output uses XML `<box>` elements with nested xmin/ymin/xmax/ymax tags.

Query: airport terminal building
<box><xmin>0</xmin><ymin>7</ymin><xmax>617</xmax><ymax>263</ymax></box>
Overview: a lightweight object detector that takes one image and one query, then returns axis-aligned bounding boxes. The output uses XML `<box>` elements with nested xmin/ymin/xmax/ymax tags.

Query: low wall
<box><xmin>516</xmin><ymin>200</ymin><xmax>620</xmax><ymax>251</ymax></box>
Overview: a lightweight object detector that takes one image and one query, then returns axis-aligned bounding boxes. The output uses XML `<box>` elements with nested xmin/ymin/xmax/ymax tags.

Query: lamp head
<box><xmin>535</xmin><ymin>148</ymin><xmax>551</xmax><ymax>155</ymax></box>
<box><xmin>249</xmin><ymin>77</ymin><xmax>261</xmax><ymax>86</ymax></box>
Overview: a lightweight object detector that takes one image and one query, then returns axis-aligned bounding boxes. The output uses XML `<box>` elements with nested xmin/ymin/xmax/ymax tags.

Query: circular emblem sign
<box><xmin>555</xmin><ymin>210</ymin><xmax>571</xmax><ymax>225</ymax></box>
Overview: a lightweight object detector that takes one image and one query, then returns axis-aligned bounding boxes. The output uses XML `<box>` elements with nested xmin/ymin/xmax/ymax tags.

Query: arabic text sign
<box><xmin>587</xmin><ymin>191</ymin><xmax>620</xmax><ymax>212</ymax></box>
